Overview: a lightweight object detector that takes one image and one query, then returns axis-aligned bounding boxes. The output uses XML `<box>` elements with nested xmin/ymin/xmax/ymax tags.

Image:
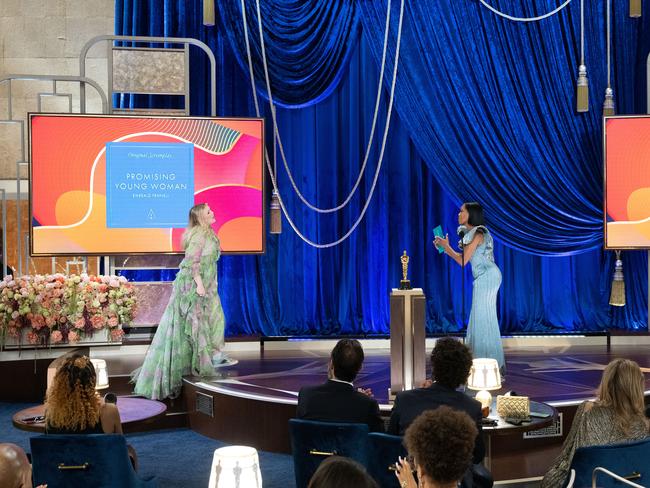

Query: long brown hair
<box><xmin>181</xmin><ymin>203</ymin><xmax>209</xmax><ymax>249</ymax></box>
<box><xmin>45</xmin><ymin>354</ymin><xmax>100</xmax><ymax>431</ymax></box>
<box><xmin>596</xmin><ymin>358</ymin><xmax>648</xmax><ymax>433</ymax></box>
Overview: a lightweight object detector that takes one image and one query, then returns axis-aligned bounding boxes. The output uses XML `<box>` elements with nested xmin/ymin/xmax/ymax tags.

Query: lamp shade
<box><xmin>209</xmin><ymin>446</ymin><xmax>262</xmax><ymax>488</ymax></box>
<box><xmin>90</xmin><ymin>359</ymin><xmax>109</xmax><ymax>390</ymax></box>
<box><xmin>467</xmin><ymin>358</ymin><xmax>501</xmax><ymax>391</ymax></box>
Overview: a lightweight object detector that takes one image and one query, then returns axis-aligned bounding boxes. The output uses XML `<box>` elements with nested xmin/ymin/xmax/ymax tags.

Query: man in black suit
<box><xmin>296</xmin><ymin>339</ymin><xmax>384</xmax><ymax>432</ymax></box>
<box><xmin>387</xmin><ymin>337</ymin><xmax>485</xmax><ymax>464</ymax></box>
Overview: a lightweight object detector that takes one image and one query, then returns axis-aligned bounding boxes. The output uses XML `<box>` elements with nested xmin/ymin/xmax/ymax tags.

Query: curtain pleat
<box><xmin>113</xmin><ymin>0</ymin><xmax>650</xmax><ymax>334</ymax></box>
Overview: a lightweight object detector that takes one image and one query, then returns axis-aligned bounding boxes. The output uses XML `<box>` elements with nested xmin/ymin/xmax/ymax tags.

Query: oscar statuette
<box><xmin>399</xmin><ymin>250</ymin><xmax>412</xmax><ymax>290</ymax></box>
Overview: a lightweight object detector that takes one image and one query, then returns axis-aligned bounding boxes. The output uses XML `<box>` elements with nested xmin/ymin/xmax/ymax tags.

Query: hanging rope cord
<box><xmin>258</xmin><ymin>2</ymin><xmax>394</xmax><ymax>213</ymax></box>
<box><xmin>479</xmin><ymin>0</ymin><xmax>572</xmax><ymax>22</ymax></box>
<box><xmin>241</xmin><ymin>0</ymin><xmax>405</xmax><ymax>248</ymax></box>
<box><xmin>606</xmin><ymin>0</ymin><xmax>611</xmax><ymax>88</ymax></box>
<box><xmin>580</xmin><ymin>0</ymin><xmax>585</xmax><ymax>65</ymax></box>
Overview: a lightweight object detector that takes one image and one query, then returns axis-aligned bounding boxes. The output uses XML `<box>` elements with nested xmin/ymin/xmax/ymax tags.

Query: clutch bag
<box><xmin>496</xmin><ymin>395</ymin><xmax>530</xmax><ymax>419</ymax></box>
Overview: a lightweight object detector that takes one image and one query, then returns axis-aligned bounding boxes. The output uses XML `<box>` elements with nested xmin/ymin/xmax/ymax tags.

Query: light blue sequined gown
<box><xmin>462</xmin><ymin>226</ymin><xmax>505</xmax><ymax>371</ymax></box>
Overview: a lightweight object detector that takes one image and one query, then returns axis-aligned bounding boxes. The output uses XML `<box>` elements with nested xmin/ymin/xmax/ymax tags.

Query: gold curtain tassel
<box><xmin>270</xmin><ymin>190</ymin><xmax>282</xmax><ymax>234</ymax></box>
<box><xmin>603</xmin><ymin>87</ymin><xmax>615</xmax><ymax>116</ymax></box>
<box><xmin>576</xmin><ymin>65</ymin><xmax>589</xmax><ymax>112</ymax></box>
<box><xmin>609</xmin><ymin>250</ymin><xmax>625</xmax><ymax>307</ymax></box>
<box><xmin>630</xmin><ymin>0</ymin><xmax>642</xmax><ymax>18</ymax></box>
<box><xmin>203</xmin><ymin>0</ymin><xmax>215</xmax><ymax>26</ymax></box>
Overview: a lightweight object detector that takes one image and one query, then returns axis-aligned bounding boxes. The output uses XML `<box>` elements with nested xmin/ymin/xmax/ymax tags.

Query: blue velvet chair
<box><xmin>289</xmin><ymin>419</ymin><xmax>369</xmax><ymax>488</ymax></box>
<box><xmin>568</xmin><ymin>438</ymin><xmax>650</xmax><ymax>487</ymax></box>
<box><xmin>30</xmin><ymin>434</ymin><xmax>157</xmax><ymax>488</ymax></box>
<box><xmin>366</xmin><ymin>432</ymin><xmax>407</xmax><ymax>488</ymax></box>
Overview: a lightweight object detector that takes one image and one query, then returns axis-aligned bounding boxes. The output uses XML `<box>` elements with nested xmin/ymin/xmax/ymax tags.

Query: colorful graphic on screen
<box><xmin>605</xmin><ymin>117</ymin><xmax>650</xmax><ymax>248</ymax></box>
<box><xmin>30</xmin><ymin>115</ymin><xmax>264</xmax><ymax>255</ymax></box>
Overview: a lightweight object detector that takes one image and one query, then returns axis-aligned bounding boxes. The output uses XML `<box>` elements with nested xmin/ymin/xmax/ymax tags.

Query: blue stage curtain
<box><xmin>114</xmin><ymin>0</ymin><xmax>649</xmax><ymax>334</ymax></box>
<box><xmin>216</xmin><ymin>0</ymin><xmax>360</xmax><ymax>108</ymax></box>
<box><xmin>359</xmin><ymin>0</ymin><xmax>644</xmax><ymax>256</ymax></box>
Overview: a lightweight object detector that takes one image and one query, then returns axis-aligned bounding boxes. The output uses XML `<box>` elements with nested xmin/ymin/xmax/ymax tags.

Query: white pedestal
<box><xmin>390</xmin><ymin>288</ymin><xmax>426</xmax><ymax>395</ymax></box>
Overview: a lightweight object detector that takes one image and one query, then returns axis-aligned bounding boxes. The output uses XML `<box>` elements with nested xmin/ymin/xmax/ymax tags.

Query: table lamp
<box><xmin>209</xmin><ymin>446</ymin><xmax>262</xmax><ymax>488</ymax></box>
<box><xmin>467</xmin><ymin>358</ymin><xmax>501</xmax><ymax>410</ymax></box>
<box><xmin>90</xmin><ymin>358</ymin><xmax>109</xmax><ymax>390</ymax></box>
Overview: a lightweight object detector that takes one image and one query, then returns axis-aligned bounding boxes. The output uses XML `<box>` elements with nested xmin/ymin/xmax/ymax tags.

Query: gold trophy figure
<box><xmin>399</xmin><ymin>250</ymin><xmax>412</xmax><ymax>290</ymax></box>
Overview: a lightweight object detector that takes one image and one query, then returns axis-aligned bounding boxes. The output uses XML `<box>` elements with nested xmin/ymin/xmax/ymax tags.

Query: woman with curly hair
<box><xmin>395</xmin><ymin>406</ymin><xmax>477</xmax><ymax>488</ymax></box>
<box><xmin>46</xmin><ymin>354</ymin><xmax>138</xmax><ymax>469</ymax></box>
<box><xmin>541</xmin><ymin>358</ymin><xmax>650</xmax><ymax>487</ymax></box>
<box><xmin>45</xmin><ymin>354</ymin><xmax>121</xmax><ymax>434</ymax></box>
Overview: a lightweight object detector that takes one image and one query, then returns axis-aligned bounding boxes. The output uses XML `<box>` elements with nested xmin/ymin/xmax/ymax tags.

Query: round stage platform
<box><xmin>180</xmin><ymin>341</ymin><xmax>650</xmax><ymax>481</ymax></box>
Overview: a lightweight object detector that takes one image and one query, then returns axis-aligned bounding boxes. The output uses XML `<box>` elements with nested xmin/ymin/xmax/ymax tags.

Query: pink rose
<box><xmin>31</xmin><ymin>315</ymin><xmax>46</xmax><ymax>330</ymax></box>
<box><xmin>107</xmin><ymin>317</ymin><xmax>119</xmax><ymax>328</ymax></box>
<box><xmin>50</xmin><ymin>330</ymin><xmax>63</xmax><ymax>343</ymax></box>
<box><xmin>27</xmin><ymin>331</ymin><xmax>39</xmax><ymax>345</ymax></box>
<box><xmin>109</xmin><ymin>279</ymin><xmax>120</xmax><ymax>288</ymax></box>
<box><xmin>90</xmin><ymin>315</ymin><xmax>105</xmax><ymax>329</ymax></box>
<box><xmin>74</xmin><ymin>318</ymin><xmax>85</xmax><ymax>329</ymax></box>
<box><xmin>67</xmin><ymin>330</ymin><xmax>79</xmax><ymax>343</ymax></box>
<box><xmin>7</xmin><ymin>327</ymin><xmax>19</xmax><ymax>338</ymax></box>
<box><xmin>110</xmin><ymin>328</ymin><xmax>124</xmax><ymax>341</ymax></box>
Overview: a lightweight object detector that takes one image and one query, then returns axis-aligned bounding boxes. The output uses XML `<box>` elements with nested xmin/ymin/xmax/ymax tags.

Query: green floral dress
<box><xmin>132</xmin><ymin>226</ymin><xmax>225</xmax><ymax>400</ymax></box>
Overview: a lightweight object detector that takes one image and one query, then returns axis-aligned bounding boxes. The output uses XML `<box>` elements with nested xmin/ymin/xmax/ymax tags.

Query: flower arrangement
<box><xmin>0</xmin><ymin>274</ymin><xmax>136</xmax><ymax>347</ymax></box>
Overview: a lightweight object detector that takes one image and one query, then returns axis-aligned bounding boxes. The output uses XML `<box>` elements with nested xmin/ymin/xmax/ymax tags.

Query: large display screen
<box><xmin>30</xmin><ymin>114</ymin><xmax>264</xmax><ymax>255</ymax></box>
<box><xmin>605</xmin><ymin>116</ymin><xmax>650</xmax><ymax>249</ymax></box>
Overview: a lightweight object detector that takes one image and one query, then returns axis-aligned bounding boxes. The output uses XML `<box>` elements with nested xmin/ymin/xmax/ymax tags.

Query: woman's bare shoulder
<box><xmin>100</xmin><ymin>401</ymin><xmax>120</xmax><ymax>418</ymax></box>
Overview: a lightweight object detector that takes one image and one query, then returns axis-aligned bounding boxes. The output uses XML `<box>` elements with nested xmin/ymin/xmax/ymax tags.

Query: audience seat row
<box><xmin>289</xmin><ymin>419</ymin><xmax>406</xmax><ymax>488</ymax></box>
<box><xmin>568</xmin><ymin>438</ymin><xmax>650</xmax><ymax>488</ymax></box>
<box><xmin>30</xmin><ymin>434</ymin><xmax>156</xmax><ymax>488</ymax></box>
<box><xmin>291</xmin><ymin>418</ymin><xmax>650</xmax><ymax>488</ymax></box>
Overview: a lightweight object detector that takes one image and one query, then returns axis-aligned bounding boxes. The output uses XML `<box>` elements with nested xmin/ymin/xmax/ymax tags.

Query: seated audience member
<box><xmin>45</xmin><ymin>354</ymin><xmax>138</xmax><ymax>469</ymax></box>
<box><xmin>388</xmin><ymin>337</ymin><xmax>484</xmax><ymax>463</ymax></box>
<box><xmin>308</xmin><ymin>456</ymin><xmax>379</xmax><ymax>488</ymax></box>
<box><xmin>395</xmin><ymin>406</ymin><xmax>477</xmax><ymax>488</ymax></box>
<box><xmin>45</xmin><ymin>354</ymin><xmax>121</xmax><ymax>434</ymax></box>
<box><xmin>0</xmin><ymin>443</ymin><xmax>33</xmax><ymax>488</ymax></box>
<box><xmin>297</xmin><ymin>339</ymin><xmax>384</xmax><ymax>432</ymax></box>
<box><xmin>541</xmin><ymin>358</ymin><xmax>650</xmax><ymax>487</ymax></box>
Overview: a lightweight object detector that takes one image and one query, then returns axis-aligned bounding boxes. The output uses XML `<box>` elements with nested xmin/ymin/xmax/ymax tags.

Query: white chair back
<box><xmin>592</xmin><ymin>467</ymin><xmax>644</xmax><ymax>488</ymax></box>
<box><xmin>566</xmin><ymin>469</ymin><xmax>576</xmax><ymax>488</ymax></box>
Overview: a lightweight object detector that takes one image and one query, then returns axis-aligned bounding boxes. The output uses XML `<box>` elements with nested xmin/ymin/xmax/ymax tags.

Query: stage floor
<box><xmin>183</xmin><ymin>342</ymin><xmax>650</xmax><ymax>409</ymax></box>
<box><xmin>141</xmin><ymin>340</ymin><xmax>650</xmax><ymax>480</ymax></box>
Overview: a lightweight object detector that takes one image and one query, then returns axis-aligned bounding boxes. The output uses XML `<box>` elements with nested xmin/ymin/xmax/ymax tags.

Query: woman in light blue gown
<box><xmin>434</xmin><ymin>202</ymin><xmax>505</xmax><ymax>373</ymax></box>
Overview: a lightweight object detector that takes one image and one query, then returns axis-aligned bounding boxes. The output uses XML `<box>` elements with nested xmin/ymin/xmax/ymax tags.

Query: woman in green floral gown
<box><xmin>132</xmin><ymin>203</ymin><xmax>225</xmax><ymax>400</ymax></box>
